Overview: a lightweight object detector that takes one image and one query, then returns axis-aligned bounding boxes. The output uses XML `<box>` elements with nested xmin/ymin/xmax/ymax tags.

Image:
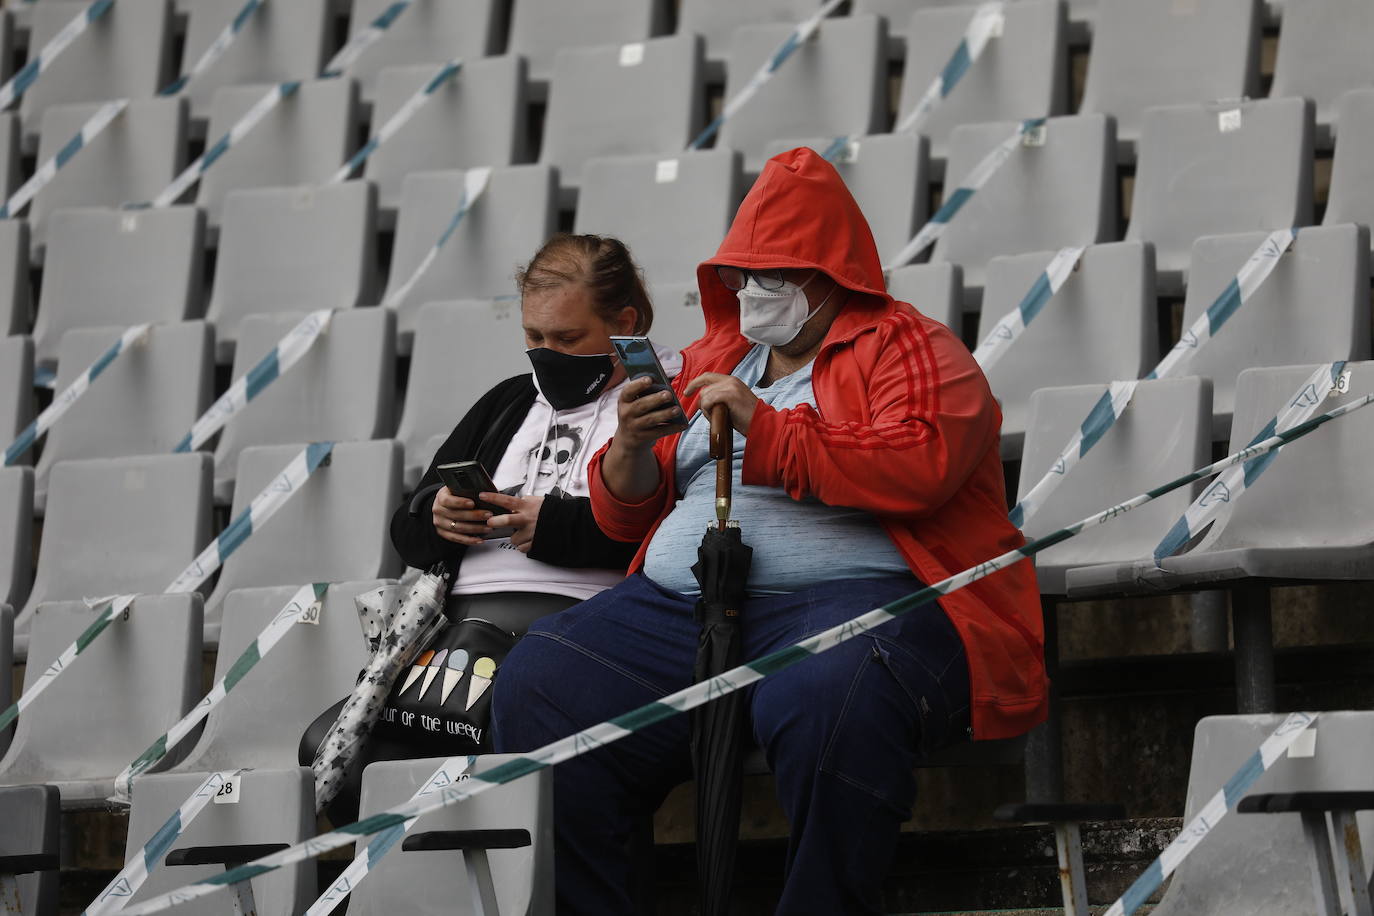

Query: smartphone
<box><xmin>610</xmin><ymin>336</ymin><xmax>685</xmax><ymax>422</ymax></box>
<box><xmin>435</xmin><ymin>460</ymin><xmax>516</xmax><ymax>540</ymax></box>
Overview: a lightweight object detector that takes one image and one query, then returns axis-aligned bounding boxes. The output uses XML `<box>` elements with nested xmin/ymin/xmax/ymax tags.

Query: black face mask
<box><xmin>526</xmin><ymin>347</ymin><xmax>616</xmax><ymax>411</ymax></box>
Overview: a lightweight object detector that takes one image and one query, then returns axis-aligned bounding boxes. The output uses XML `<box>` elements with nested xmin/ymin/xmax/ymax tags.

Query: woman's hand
<box><xmin>432</xmin><ymin>487</ymin><xmax>496</xmax><ymax>546</ymax></box>
<box><xmin>684</xmin><ymin>373</ymin><xmax>759</xmax><ymax>435</ymax></box>
<box><xmin>479</xmin><ymin>491</ymin><xmax>545</xmax><ymax>554</ymax></box>
<box><xmin>614</xmin><ymin>376</ymin><xmax>688</xmax><ymax>451</ymax></box>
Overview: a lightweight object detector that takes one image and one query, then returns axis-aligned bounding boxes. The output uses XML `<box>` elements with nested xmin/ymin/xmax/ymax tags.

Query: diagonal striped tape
<box><xmin>174</xmin><ymin>310</ymin><xmax>333</xmax><ymax>453</ymax></box>
<box><xmin>330</xmin><ymin>58</ymin><xmax>461</xmax><ymax>183</ymax></box>
<box><xmin>688</xmin><ymin>0</ymin><xmax>845</xmax><ymax>150</ymax></box>
<box><xmin>0</xmin><ymin>0</ymin><xmax>115</xmax><ymax>112</ymax></box>
<box><xmin>1104</xmin><ymin>712</ymin><xmax>1317</xmax><ymax>916</ymax></box>
<box><xmin>160</xmin><ymin>0</ymin><xmax>266</xmax><ymax>97</ymax></box>
<box><xmin>304</xmin><ymin>756</ymin><xmax>477</xmax><ymax>916</ymax></box>
<box><xmin>884</xmin><ymin>118</ymin><xmax>1044</xmax><ymax>271</ymax></box>
<box><xmin>896</xmin><ymin>2</ymin><xmax>1005</xmax><ymax>135</ymax></box>
<box><xmin>84</xmin><ymin>770</ymin><xmax>246</xmax><ymax>916</ymax></box>
<box><xmin>382</xmin><ymin>166</ymin><xmax>492</xmax><ymax>310</ymax></box>
<box><xmin>322</xmin><ymin>0</ymin><xmax>414</xmax><ymax>79</ymax></box>
<box><xmin>1153</xmin><ymin>361</ymin><xmax>1347</xmax><ymax>563</ymax></box>
<box><xmin>0</xmin><ymin>98</ymin><xmax>129</xmax><ymax>220</ymax></box>
<box><xmin>119</xmin><ymin>390</ymin><xmax>1374</xmax><ymax>914</ymax></box>
<box><xmin>1009</xmin><ymin>227</ymin><xmax>1298</xmax><ymax>528</ymax></box>
<box><xmin>110</xmin><ymin>583</ymin><xmax>328</xmax><ymax>805</ymax></box>
<box><xmin>972</xmin><ymin>245</ymin><xmax>1085</xmax><ymax>371</ymax></box>
<box><xmin>4</xmin><ymin>323</ymin><xmax>151</xmax><ymax>466</ymax></box>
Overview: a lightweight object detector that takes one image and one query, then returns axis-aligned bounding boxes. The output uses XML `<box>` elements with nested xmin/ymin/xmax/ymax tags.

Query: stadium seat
<box><xmin>206</xmin><ymin>182</ymin><xmax>379</xmax><ymax>362</ymax></box>
<box><xmin>1324</xmin><ymin>88</ymin><xmax>1374</xmax><ymax>265</ymax></box>
<box><xmin>347</xmin><ymin>755</ymin><xmax>554</xmax><ymax>915</ymax></box>
<box><xmin>124</xmin><ymin>768</ymin><xmax>315</xmax><ymax>914</ymax></box>
<box><xmin>1016</xmin><ymin>376</ymin><xmax>1211</xmax><ymax>595</ymax></box>
<box><xmin>394</xmin><ymin>299</ymin><xmax>527</xmax><ymax>489</ymax></box>
<box><xmin>0</xmin><ymin>592</ymin><xmax>202</xmax><ymax>805</ymax></box>
<box><xmin>574</xmin><ymin>149</ymin><xmax>743</xmax><ymax>289</ymax></box>
<box><xmin>677</xmin><ymin>0</ymin><xmax>829</xmax><ymax>73</ymax></box>
<box><xmin>886</xmin><ymin>261</ymin><xmax>963</xmax><ymax>337</ymax></box>
<box><xmin>541</xmin><ymin>34</ymin><xmax>705</xmax><ymax>202</ymax></box>
<box><xmin>931</xmin><ymin>113</ymin><xmax>1117</xmax><ymax>305</ymax></box>
<box><xmin>1173</xmin><ymin>224</ymin><xmax>1369</xmax><ymax>439</ymax></box>
<box><xmin>0</xmin><ymin>607</ymin><xmax>8</xmax><ymax>755</ymax></box>
<box><xmin>763</xmin><ymin>133</ymin><xmax>926</xmax><ymax>269</ymax></box>
<box><xmin>1079</xmin><ymin>0</ymin><xmax>1261</xmax><ymax>158</ymax></box>
<box><xmin>212</xmin><ymin>309</ymin><xmax>395</xmax><ymax>503</ymax></box>
<box><xmin>1126</xmin><ymin>98</ymin><xmax>1315</xmax><ymax>295</ymax></box>
<box><xmin>18</xmin><ymin>0</ymin><xmax>174</xmax><ymax>148</ymax></box>
<box><xmin>364</xmin><ymin>56</ymin><xmax>529</xmax><ymax>218</ymax></box>
<box><xmin>508</xmin><ymin>0</ymin><xmax>672</xmax><ymax>88</ymax></box>
<box><xmin>0</xmin><ymin>11</ymin><xmax>11</xmax><ymax>86</ymax></box>
<box><xmin>978</xmin><ymin>241</ymin><xmax>1157</xmax><ymax>456</ymax></box>
<box><xmin>16</xmin><ymin>453</ymin><xmax>212</xmax><ymax>644</ymax></box>
<box><xmin>34</xmin><ymin>321</ymin><xmax>212</xmax><ymax>512</ymax></box>
<box><xmin>343</xmin><ymin>0</ymin><xmax>506</xmax><ymax>104</ymax></box>
<box><xmin>0</xmin><ymin>112</ymin><xmax>19</xmax><ymax>203</ymax></box>
<box><xmin>173</xmin><ymin>581</ymin><xmax>383</xmax><ymax>773</ymax></box>
<box><xmin>382</xmin><ymin>166</ymin><xmax>556</xmax><ymax>347</ymax></box>
<box><xmin>1269</xmin><ymin>0</ymin><xmax>1374</xmax><ymax>146</ymax></box>
<box><xmin>718</xmin><ymin>15</ymin><xmax>887</xmax><ymax>176</ymax></box>
<box><xmin>30</xmin><ymin>97</ymin><xmax>188</xmax><ymax>259</ymax></box>
<box><xmin>204</xmin><ymin>440</ymin><xmax>403</xmax><ymax>641</ymax></box>
<box><xmin>0</xmin><ymin>220</ymin><xmax>32</xmax><ymax>337</ymax></box>
<box><xmin>0</xmin><ymin>335</ymin><xmax>34</xmax><ymax>454</ymax></box>
<box><xmin>0</xmin><ymin>468</ymin><xmax>31</xmax><ymax>612</ymax></box>
<box><xmin>196</xmin><ymin>78</ymin><xmax>360</xmax><ymax>229</ymax></box>
<box><xmin>0</xmin><ymin>783</ymin><xmax>59</xmax><ymax>916</ymax></box>
<box><xmin>31</xmin><ymin>205</ymin><xmax>204</xmax><ymax>368</ymax></box>
<box><xmin>897</xmin><ymin>0</ymin><xmax>1069</xmax><ymax>166</ymax></box>
<box><xmin>646</xmin><ymin>283</ymin><xmax>709</xmax><ymax>352</ymax></box>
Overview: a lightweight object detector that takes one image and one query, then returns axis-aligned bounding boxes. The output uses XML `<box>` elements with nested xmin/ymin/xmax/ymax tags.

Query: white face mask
<box><xmin>736</xmin><ymin>271</ymin><xmax>826</xmax><ymax>347</ymax></box>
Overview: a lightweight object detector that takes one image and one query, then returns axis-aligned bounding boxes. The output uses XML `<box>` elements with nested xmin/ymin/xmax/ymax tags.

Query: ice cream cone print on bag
<box><xmin>440</xmin><ymin>649</ymin><xmax>469</xmax><ymax>705</ymax></box>
<box><xmin>418</xmin><ymin>649</ymin><xmax>448</xmax><ymax>701</ymax></box>
<box><xmin>398</xmin><ymin>649</ymin><xmax>434</xmax><ymax>695</ymax></box>
<box><xmin>465</xmin><ymin>657</ymin><xmax>497</xmax><ymax>710</ymax></box>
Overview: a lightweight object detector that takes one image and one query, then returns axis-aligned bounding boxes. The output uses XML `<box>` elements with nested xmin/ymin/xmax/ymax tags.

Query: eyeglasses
<box><xmin>715</xmin><ymin>266</ymin><xmax>789</xmax><ymax>291</ymax></box>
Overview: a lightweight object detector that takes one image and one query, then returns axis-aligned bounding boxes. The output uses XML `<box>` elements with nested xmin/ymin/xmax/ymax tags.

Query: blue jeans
<box><xmin>492</xmin><ymin>574</ymin><xmax>971</xmax><ymax>916</ymax></box>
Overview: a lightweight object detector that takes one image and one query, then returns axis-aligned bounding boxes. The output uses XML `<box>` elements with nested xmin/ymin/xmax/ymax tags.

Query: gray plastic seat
<box><xmin>343</xmin><ymin>0</ymin><xmax>505</xmax><ymax>104</ymax></box>
<box><xmin>0</xmin><ymin>783</ymin><xmax>59</xmax><ymax>916</ymax></box>
<box><xmin>34</xmin><ymin>322</ymin><xmax>212</xmax><ymax>512</ymax></box>
<box><xmin>978</xmin><ymin>241</ymin><xmax>1157</xmax><ymax>456</ymax></box>
<box><xmin>18</xmin><ymin>0</ymin><xmax>173</xmax><ymax>147</ymax></box>
<box><xmin>383</xmin><ymin>167</ymin><xmax>556</xmax><ymax>348</ymax></box>
<box><xmin>574</xmin><ymin>149</ymin><xmax>742</xmax><ymax>289</ymax></box>
<box><xmin>0</xmin><ymin>220</ymin><xmax>32</xmax><ymax>336</ymax></box>
<box><xmin>1325</xmin><ymin>89</ymin><xmax>1374</xmax><ymax>265</ymax></box>
<box><xmin>508</xmin><ymin>0</ymin><xmax>671</xmax><ymax>87</ymax></box>
<box><xmin>125</xmin><ymin>768</ymin><xmax>314</xmax><ymax>915</ymax></box>
<box><xmin>541</xmin><ymin>34</ymin><xmax>705</xmax><ymax>202</ymax></box>
<box><xmin>0</xmin><ymin>593</ymin><xmax>201</xmax><ymax>805</ymax></box>
<box><xmin>1270</xmin><ymin>0</ymin><xmax>1374</xmax><ymax>146</ymax></box>
<box><xmin>0</xmin><ymin>335</ymin><xmax>33</xmax><ymax>457</ymax></box>
<box><xmin>1079</xmin><ymin>0</ymin><xmax>1261</xmax><ymax>158</ymax></box>
<box><xmin>0</xmin><ymin>469</ymin><xmax>31</xmax><ymax>612</ymax></box>
<box><xmin>1126</xmin><ymin>98</ymin><xmax>1315</xmax><ymax>295</ymax></box>
<box><xmin>0</xmin><ymin>113</ymin><xmax>20</xmax><ymax>207</ymax></box>
<box><xmin>31</xmin><ymin>205</ymin><xmax>204</xmax><ymax>368</ymax></box>
<box><xmin>195</xmin><ymin>78</ymin><xmax>360</xmax><ymax>228</ymax></box>
<box><xmin>718</xmin><ymin>15</ymin><xmax>887</xmax><ymax>176</ymax></box>
<box><xmin>1016</xmin><ymin>377</ymin><xmax>1211</xmax><ymax>595</ymax></box>
<box><xmin>364</xmin><ymin>56</ymin><xmax>529</xmax><ymax>218</ymax></box>
<box><xmin>762</xmin><ymin>133</ymin><xmax>927</xmax><ymax>269</ymax></box>
<box><xmin>897</xmin><ymin>0</ymin><xmax>1068</xmax><ymax>166</ymax></box>
<box><xmin>205</xmin><ymin>440</ymin><xmax>402</xmax><ymax>640</ymax></box>
<box><xmin>206</xmin><ymin>182</ymin><xmax>379</xmax><ymax>362</ymax></box>
<box><xmin>646</xmin><ymin>284</ymin><xmax>708</xmax><ymax>354</ymax></box>
<box><xmin>886</xmin><ymin>262</ymin><xmax>963</xmax><ymax>337</ymax></box>
<box><xmin>1148</xmin><ymin>712</ymin><xmax>1374</xmax><ymax>916</ymax></box>
<box><xmin>1174</xmin><ymin>224</ymin><xmax>1369</xmax><ymax>439</ymax></box>
<box><xmin>395</xmin><ymin>299</ymin><xmax>527</xmax><ymax>489</ymax></box>
<box><xmin>931</xmin><ymin>113</ymin><xmax>1116</xmax><ymax>303</ymax></box>
<box><xmin>30</xmin><ymin>97</ymin><xmax>187</xmax><ymax>259</ymax></box>
<box><xmin>212</xmin><ymin>309</ymin><xmax>395</xmax><ymax>502</ymax></box>
<box><xmin>347</xmin><ymin>755</ymin><xmax>553</xmax><ymax>915</ymax></box>
<box><xmin>0</xmin><ymin>607</ymin><xmax>8</xmax><ymax>757</ymax></box>
<box><xmin>677</xmin><ymin>0</ymin><xmax>828</xmax><ymax>72</ymax></box>
<box><xmin>178</xmin><ymin>0</ymin><xmax>330</xmax><ymax>126</ymax></box>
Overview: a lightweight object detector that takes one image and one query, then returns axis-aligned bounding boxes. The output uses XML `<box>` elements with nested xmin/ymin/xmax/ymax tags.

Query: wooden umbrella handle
<box><xmin>709</xmin><ymin>403</ymin><xmax>731</xmax><ymax>529</ymax></box>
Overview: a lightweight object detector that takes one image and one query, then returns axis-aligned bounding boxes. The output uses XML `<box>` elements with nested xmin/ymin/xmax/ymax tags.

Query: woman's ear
<box><xmin>615</xmin><ymin>305</ymin><xmax>640</xmax><ymax>335</ymax></box>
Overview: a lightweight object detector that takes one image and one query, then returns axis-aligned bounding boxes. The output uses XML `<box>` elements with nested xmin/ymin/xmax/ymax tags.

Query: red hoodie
<box><xmin>589</xmin><ymin>147</ymin><xmax>1048</xmax><ymax>741</ymax></box>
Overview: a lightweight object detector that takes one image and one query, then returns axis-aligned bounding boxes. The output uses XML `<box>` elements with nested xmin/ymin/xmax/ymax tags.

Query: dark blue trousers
<box><xmin>492</xmin><ymin>574</ymin><xmax>971</xmax><ymax>915</ymax></box>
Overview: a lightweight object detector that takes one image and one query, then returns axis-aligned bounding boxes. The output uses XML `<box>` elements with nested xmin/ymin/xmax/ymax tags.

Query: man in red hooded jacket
<box><xmin>493</xmin><ymin>148</ymin><xmax>1048</xmax><ymax>915</ymax></box>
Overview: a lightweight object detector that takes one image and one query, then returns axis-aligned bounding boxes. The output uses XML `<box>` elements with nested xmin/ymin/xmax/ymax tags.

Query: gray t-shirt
<box><xmin>641</xmin><ymin>344</ymin><xmax>912</xmax><ymax>596</ymax></box>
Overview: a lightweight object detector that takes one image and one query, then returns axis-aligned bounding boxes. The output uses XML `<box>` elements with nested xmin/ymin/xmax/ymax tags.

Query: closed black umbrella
<box><xmin>690</xmin><ymin>404</ymin><xmax>753</xmax><ymax>916</ymax></box>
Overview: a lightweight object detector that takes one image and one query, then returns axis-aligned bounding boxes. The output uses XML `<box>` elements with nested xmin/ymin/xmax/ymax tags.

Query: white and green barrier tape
<box><xmin>972</xmin><ymin>245</ymin><xmax>1086</xmax><ymax>371</ymax></box>
<box><xmin>0</xmin><ymin>98</ymin><xmax>129</xmax><ymax>220</ymax></box>
<box><xmin>895</xmin><ymin>1</ymin><xmax>1005</xmax><ymax>136</ymax></box>
<box><xmin>322</xmin><ymin>0</ymin><xmax>414</xmax><ymax>79</ymax></box>
<box><xmin>382</xmin><ymin>166</ymin><xmax>492</xmax><ymax>310</ymax></box>
<box><xmin>0</xmin><ymin>0</ymin><xmax>114</xmax><ymax>112</ymax></box>
<box><xmin>330</xmin><ymin>57</ymin><xmax>462</xmax><ymax>183</ymax></box>
<box><xmin>160</xmin><ymin>0</ymin><xmax>265</xmax><ymax>97</ymax></box>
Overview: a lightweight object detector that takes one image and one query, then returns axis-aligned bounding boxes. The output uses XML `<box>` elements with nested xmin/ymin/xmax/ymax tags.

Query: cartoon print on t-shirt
<box><xmin>523</xmin><ymin>422</ymin><xmax>584</xmax><ymax>488</ymax></box>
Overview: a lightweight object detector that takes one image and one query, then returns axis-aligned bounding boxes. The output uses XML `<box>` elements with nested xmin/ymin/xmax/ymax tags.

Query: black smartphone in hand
<box><xmin>610</xmin><ymin>336</ymin><xmax>685</xmax><ymax>422</ymax></box>
<box><xmin>435</xmin><ymin>460</ymin><xmax>516</xmax><ymax>540</ymax></box>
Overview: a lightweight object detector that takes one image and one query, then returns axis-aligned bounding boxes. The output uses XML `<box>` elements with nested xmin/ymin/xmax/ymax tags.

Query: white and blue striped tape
<box><xmin>4</xmin><ymin>323</ymin><xmax>151</xmax><ymax>466</ymax></box>
<box><xmin>1153</xmin><ymin>361</ymin><xmax>1347</xmax><ymax>563</ymax></box>
<box><xmin>160</xmin><ymin>0</ymin><xmax>266</xmax><ymax>97</ymax></box>
<box><xmin>119</xmin><ymin>389</ymin><xmax>1374</xmax><ymax>914</ymax></box>
<box><xmin>330</xmin><ymin>58</ymin><xmax>461</xmax><ymax>183</ymax></box>
<box><xmin>0</xmin><ymin>0</ymin><xmax>115</xmax><ymax>112</ymax></box>
<box><xmin>382</xmin><ymin>166</ymin><xmax>492</xmax><ymax>310</ymax></box>
<box><xmin>972</xmin><ymin>245</ymin><xmax>1085</xmax><ymax>371</ymax></box>
<box><xmin>84</xmin><ymin>769</ymin><xmax>246</xmax><ymax>916</ymax></box>
<box><xmin>322</xmin><ymin>0</ymin><xmax>414</xmax><ymax>79</ymax></box>
<box><xmin>1009</xmin><ymin>228</ymin><xmax>1298</xmax><ymax>528</ymax></box>
<box><xmin>689</xmin><ymin>0</ymin><xmax>845</xmax><ymax>151</ymax></box>
<box><xmin>895</xmin><ymin>2</ymin><xmax>1005</xmax><ymax>136</ymax></box>
<box><xmin>175</xmin><ymin>310</ymin><xmax>333</xmax><ymax>453</ymax></box>
<box><xmin>0</xmin><ymin>98</ymin><xmax>129</xmax><ymax>220</ymax></box>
